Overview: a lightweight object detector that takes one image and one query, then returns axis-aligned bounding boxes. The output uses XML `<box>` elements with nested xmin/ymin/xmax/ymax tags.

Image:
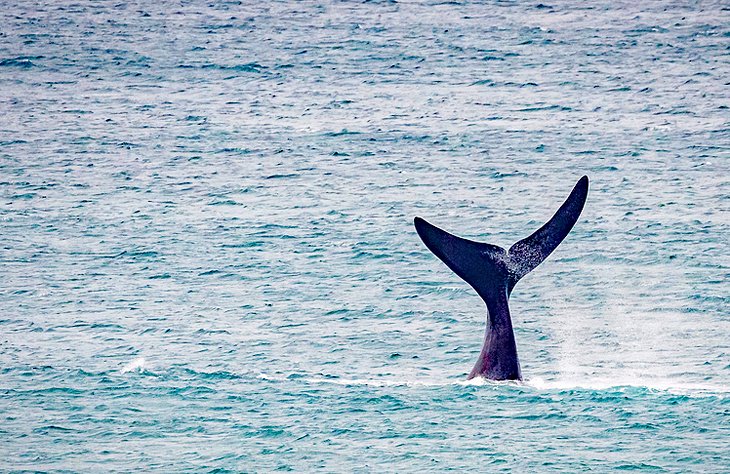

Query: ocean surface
<box><xmin>1</xmin><ymin>0</ymin><xmax>728</xmax><ymax>471</ymax></box>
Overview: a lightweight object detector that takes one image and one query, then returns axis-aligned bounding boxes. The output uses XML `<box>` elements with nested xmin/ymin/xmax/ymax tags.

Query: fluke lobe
<box><xmin>414</xmin><ymin>176</ymin><xmax>589</xmax><ymax>380</ymax></box>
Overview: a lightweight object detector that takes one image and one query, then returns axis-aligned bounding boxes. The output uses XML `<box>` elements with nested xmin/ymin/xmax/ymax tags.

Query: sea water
<box><xmin>1</xmin><ymin>0</ymin><xmax>728</xmax><ymax>471</ymax></box>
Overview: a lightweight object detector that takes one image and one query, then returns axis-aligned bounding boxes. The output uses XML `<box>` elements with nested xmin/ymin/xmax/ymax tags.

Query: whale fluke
<box><xmin>414</xmin><ymin>176</ymin><xmax>589</xmax><ymax>380</ymax></box>
<box><xmin>507</xmin><ymin>175</ymin><xmax>588</xmax><ymax>289</ymax></box>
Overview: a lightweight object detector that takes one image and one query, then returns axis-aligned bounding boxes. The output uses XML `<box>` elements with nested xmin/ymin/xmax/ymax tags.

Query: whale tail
<box><xmin>414</xmin><ymin>176</ymin><xmax>589</xmax><ymax>297</ymax></box>
<box><xmin>414</xmin><ymin>176</ymin><xmax>589</xmax><ymax>380</ymax></box>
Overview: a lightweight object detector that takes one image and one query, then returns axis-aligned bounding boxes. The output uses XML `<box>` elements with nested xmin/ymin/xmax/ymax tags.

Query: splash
<box><xmin>120</xmin><ymin>357</ymin><xmax>146</xmax><ymax>374</ymax></box>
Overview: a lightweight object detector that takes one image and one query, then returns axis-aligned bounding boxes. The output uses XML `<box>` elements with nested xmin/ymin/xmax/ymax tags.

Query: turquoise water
<box><xmin>1</xmin><ymin>0</ymin><xmax>728</xmax><ymax>471</ymax></box>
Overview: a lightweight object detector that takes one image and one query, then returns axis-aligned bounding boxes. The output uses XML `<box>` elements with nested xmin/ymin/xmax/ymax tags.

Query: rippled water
<box><xmin>1</xmin><ymin>0</ymin><xmax>728</xmax><ymax>471</ymax></box>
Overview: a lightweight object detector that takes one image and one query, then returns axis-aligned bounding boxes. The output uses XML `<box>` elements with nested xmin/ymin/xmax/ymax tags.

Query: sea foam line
<box><xmin>257</xmin><ymin>372</ymin><xmax>729</xmax><ymax>397</ymax></box>
<box><xmin>527</xmin><ymin>376</ymin><xmax>730</xmax><ymax>397</ymax></box>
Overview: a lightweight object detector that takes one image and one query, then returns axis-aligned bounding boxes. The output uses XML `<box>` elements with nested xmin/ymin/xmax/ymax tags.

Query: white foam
<box><xmin>258</xmin><ymin>373</ymin><xmax>447</xmax><ymax>387</ymax></box>
<box><xmin>526</xmin><ymin>376</ymin><xmax>730</xmax><ymax>397</ymax></box>
<box><xmin>120</xmin><ymin>357</ymin><xmax>146</xmax><ymax>374</ymax></box>
<box><xmin>257</xmin><ymin>372</ymin><xmax>729</xmax><ymax>397</ymax></box>
<box><xmin>259</xmin><ymin>373</ymin><xmax>523</xmax><ymax>389</ymax></box>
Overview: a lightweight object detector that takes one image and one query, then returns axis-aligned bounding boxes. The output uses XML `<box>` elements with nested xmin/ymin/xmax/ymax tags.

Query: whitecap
<box><xmin>120</xmin><ymin>357</ymin><xmax>146</xmax><ymax>374</ymax></box>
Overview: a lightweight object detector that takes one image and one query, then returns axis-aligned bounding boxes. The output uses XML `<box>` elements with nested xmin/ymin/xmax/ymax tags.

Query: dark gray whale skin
<box><xmin>414</xmin><ymin>176</ymin><xmax>589</xmax><ymax>381</ymax></box>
